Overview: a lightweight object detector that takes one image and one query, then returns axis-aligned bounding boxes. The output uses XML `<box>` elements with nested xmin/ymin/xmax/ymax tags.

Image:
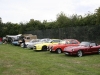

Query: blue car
<box><xmin>12</xmin><ymin>41</ymin><xmax>20</xmax><ymax>46</ymax></box>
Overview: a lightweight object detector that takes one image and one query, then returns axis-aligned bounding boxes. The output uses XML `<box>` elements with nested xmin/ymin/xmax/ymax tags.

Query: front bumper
<box><xmin>33</xmin><ymin>46</ymin><xmax>42</xmax><ymax>51</ymax></box>
<box><xmin>64</xmin><ymin>51</ymin><xmax>77</xmax><ymax>55</ymax></box>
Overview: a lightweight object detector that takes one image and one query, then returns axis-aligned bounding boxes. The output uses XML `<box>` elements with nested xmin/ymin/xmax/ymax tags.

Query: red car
<box><xmin>48</xmin><ymin>39</ymin><xmax>80</xmax><ymax>54</ymax></box>
<box><xmin>64</xmin><ymin>41</ymin><xmax>100</xmax><ymax>57</ymax></box>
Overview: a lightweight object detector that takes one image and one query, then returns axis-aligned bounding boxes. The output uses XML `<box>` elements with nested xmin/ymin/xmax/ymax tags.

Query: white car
<box><xmin>21</xmin><ymin>39</ymin><xmax>40</xmax><ymax>48</ymax></box>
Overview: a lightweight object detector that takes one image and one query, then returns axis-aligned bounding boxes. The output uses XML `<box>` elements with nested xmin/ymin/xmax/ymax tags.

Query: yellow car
<box><xmin>33</xmin><ymin>39</ymin><xmax>61</xmax><ymax>51</ymax></box>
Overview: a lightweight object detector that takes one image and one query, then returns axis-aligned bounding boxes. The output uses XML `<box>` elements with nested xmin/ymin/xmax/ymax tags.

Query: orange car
<box><xmin>48</xmin><ymin>39</ymin><xmax>80</xmax><ymax>54</ymax></box>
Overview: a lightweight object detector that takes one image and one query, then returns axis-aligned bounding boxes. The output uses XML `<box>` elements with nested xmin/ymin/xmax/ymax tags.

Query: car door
<box><xmin>82</xmin><ymin>43</ymin><xmax>91</xmax><ymax>54</ymax></box>
<box><xmin>84</xmin><ymin>46</ymin><xmax>91</xmax><ymax>54</ymax></box>
<box><xmin>90</xmin><ymin>43</ymin><xmax>98</xmax><ymax>53</ymax></box>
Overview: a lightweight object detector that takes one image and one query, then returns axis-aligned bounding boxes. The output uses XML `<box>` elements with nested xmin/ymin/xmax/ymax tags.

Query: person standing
<box><xmin>22</xmin><ymin>37</ymin><xmax>26</xmax><ymax>48</ymax></box>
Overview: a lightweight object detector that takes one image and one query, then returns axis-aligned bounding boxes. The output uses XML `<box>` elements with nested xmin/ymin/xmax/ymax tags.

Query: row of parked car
<box><xmin>11</xmin><ymin>38</ymin><xmax>100</xmax><ymax>57</ymax></box>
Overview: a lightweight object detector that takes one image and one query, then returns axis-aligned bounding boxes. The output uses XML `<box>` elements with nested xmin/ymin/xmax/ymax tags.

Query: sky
<box><xmin>0</xmin><ymin>0</ymin><xmax>100</xmax><ymax>23</ymax></box>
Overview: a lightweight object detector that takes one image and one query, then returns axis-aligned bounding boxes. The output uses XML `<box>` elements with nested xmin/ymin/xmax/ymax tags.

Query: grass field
<box><xmin>0</xmin><ymin>44</ymin><xmax>100</xmax><ymax>75</ymax></box>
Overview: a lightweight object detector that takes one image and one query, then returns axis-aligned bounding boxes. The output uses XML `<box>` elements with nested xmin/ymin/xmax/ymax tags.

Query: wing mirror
<box><xmin>90</xmin><ymin>44</ymin><xmax>93</xmax><ymax>47</ymax></box>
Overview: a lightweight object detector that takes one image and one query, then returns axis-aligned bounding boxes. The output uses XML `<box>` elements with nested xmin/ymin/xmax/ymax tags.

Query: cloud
<box><xmin>0</xmin><ymin>0</ymin><xmax>100</xmax><ymax>23</ymax></box>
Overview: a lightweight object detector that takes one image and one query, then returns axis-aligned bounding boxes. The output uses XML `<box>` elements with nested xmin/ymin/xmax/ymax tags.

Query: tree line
<box><xmin>0</xmin><ymin>7</ymin><xmax>100</xmax><ymax>37</ymax></box>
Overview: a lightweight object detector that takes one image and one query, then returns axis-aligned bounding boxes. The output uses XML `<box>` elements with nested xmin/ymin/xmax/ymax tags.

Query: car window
<box><xmin>25</xmin><ymin>37</ymin><xmax>30</xmax><ymax>39</ymax></box>
<box><xmin>59</xmin><ymin>40</ymin><xmax>66</xmax><ymax>44</ymax></box>
<box><xmin>48</xmin><ymin>39</ymin><xmax>60</xmax><ymax>43</ymax></box>
<box><xmin>71</xmin><ymin>40</ymin><xmax>78</xmax><ymax>44</ymax></box>
<box><xmin>80</xmin><ymin>42</ymin><xmax>90</xmax><ymax>46</ymax></box>
<box><xmin>52</xmin><ymin>40</ymin><xmax>60</xmax><ymax>43</ymax></box>
<box><xmin>90</xmin><ymin>43</ymin><xmax>96</xmax><ymax>46</ymax></box>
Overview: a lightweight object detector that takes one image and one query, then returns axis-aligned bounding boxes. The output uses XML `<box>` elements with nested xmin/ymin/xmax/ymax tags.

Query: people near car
<box><xmin>22</xmin><ymin>37</ymin><xmax>26</xmax><ymax>48</ymax></box>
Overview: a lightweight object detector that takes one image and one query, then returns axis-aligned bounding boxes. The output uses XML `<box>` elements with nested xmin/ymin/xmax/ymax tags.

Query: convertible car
<box><xmin>64</xmin><ymin>41</ymin><xmax>100</xmax><ymax>57</ymax></box>
<box><xmin>48</xmin><ymin>39</ymin><xmax>80</xmax><ymax>54</ymax></box>
<box><xmin>33</xmin><ymin>39</ymin><xmax>61</xmax><ymax>51</ymax></box>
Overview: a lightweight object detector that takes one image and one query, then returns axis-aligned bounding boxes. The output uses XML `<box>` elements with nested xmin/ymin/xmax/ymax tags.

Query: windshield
<box><xmin>39</xmin><ymin>39</ymin><xmax>50</xmax><ymax>42</ymax></box>
<box><xmin>30</xmin><ymin>39</ymin><xmax>40</xmax><ymax>43</ymax></box>
<box><xmin>79</xmin><ymin>42</ymin><xmax>90</xmax><ymax>46</ymax></box>
<box><xmin>59</xmin><ymin>39</ymin><xmax>76</xmax><ymax>44</ymax></box>
<box><xmin>59</xmin><ymin>40</ymin><xmax>66</xmax><ymax>44</ymax></box>
<box><xmin>48</xmin><ymin>39</ymin><xmax>60</xmax><ymax>43</ymax></box>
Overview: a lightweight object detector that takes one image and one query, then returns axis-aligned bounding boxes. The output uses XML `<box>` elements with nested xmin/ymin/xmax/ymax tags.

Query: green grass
<box><xmin>0</xmin><ymin>44</ymin><xmax>100</xmax><ymax>75</ymax></box>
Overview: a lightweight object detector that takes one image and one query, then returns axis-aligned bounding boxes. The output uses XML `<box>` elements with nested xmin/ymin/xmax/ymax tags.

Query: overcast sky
<box><xmin>0</xmin><ymin>0</ymin><xmax>100</xmax><ymax>23</ymax></box>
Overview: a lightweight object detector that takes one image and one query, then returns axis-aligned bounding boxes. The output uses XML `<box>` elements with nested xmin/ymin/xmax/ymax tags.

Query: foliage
<box><xmin>56</xmin><ymin>12</ymin><xmax>71</xmax><ymax>27</ymax></box>
<box><xmin>95</xmin><ymin>7</ymin><xmax>100</xmax><ymax>25</ymax></box>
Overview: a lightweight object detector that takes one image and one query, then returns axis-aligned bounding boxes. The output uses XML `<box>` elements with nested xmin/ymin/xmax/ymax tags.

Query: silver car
<box><xmin>21</xmin><ymin>39</ymin><xmax>40</xmax><ymax>48</ymax></box>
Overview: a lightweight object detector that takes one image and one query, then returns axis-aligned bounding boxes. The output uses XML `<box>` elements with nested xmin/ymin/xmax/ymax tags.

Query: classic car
<box><xmin>27</xmin><ymin>38</ymin><xmax>50</xmax><ymax>49</ymax></box>
<box><xmin>48</xmin><ymin>39</ymin><xmax>80</xmax><ymax>54</ymax></box>
<box><xmin>33</xmin><ymin>39</ymin><xmax>61</xmax><ymax>51</ymax></box>
<box><xmin>21</xmin><ymin>39</ymin><xmax>39</xmax><ymax>48</ymax></box>
<box><xmin>63</xmin><ymin>41</ymin><xmax>100</xmax><ymax>57</ymax></box>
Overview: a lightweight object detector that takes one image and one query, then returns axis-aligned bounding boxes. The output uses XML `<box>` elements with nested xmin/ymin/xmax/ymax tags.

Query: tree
<box><xmin>95</xmin><ymin>7</ymin><xmax>100</xmax><ymax>25</ymax></box>
<box><xmin>26</xmin><ymin>19</ymin><xmax>43</xmax><ymax>31</ymax></box>
<box><xmin>56</xmin><ymin>12</ymin><xmax>70</xmax><ymax>28</ymax></box>
<box><xmin>0</xmin><ymin>18</ymin><xmax>3</xmax><ymax>37</ymax></box>
<box><xmin>69</xmin><ymin>14</ymin><xmax>82</xmax><ymax>26</ymax></box>
<box><xmin>19</xmin><ymin>22</ymin><xmax>26</xmax><ymax>34</ymax></box>
<box><xmin>0</xmin><ymin>17</ymin><xmax>2</xmax><ymax>23</ymax></box>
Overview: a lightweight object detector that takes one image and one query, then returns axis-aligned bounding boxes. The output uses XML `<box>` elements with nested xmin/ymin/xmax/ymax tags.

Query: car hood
<box><xmin>35</xmin><ymin>43</ymin><xmax>51</xmax><ymax>46</ymax></box>
<box><xmin>64</xmin><ymin>46</ymin><xmax>84</xmax><ymax>51</ymax></box>
<box><xmin>52</xmin><ymin>43</ymin><xmax>74</xmax><ymax>47</ymax></box>
<box><xmin>25</xmin><ymin>42</ymin><xmax>30</xmax><ymax>45</ymax></box>
<box><xmin>28</xmin><ymin>42</ymin><xmax>44</xmax><ymax>46</ymax></box>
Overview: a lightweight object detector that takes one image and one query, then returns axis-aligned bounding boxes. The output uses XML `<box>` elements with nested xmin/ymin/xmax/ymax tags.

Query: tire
<box><xmin>98</xmin><ymin>49</ymin><xmax>100</xmax><ymax>54</ymax></box>
<box><xmin>77</xmin><ymin>50</ymin><xmax>83</xmax><ymax>57</ymax></box>
<box><xmin>56</xmin><ymin>49</ymin><xmax>62</xmax><ymax>54</ymax></box>
<box><xmin>42</xmin><ymin>46</ymin><xmax>47</xmax><ymax>51</ymax></box>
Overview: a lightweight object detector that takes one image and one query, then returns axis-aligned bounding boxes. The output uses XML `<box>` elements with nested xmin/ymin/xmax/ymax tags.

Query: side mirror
<box><xmin>90</xmin><ymin>44</ymin><xmax>93</xmax><ymax>47</ymax></box>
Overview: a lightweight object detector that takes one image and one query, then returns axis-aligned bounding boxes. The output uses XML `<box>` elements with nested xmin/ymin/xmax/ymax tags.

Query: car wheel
<box><xmin>98</xmin><ymin>49</ymin><xmax>100</xmax><ymax>54</ymax></box>
<box><xmin>42</xmin><ymin>46</ymin><xmax>47</xmax><ymax>51</ymax></box>
<box><xmin>56</xmin><ymin>49</ymin><xmax>62</xmax><ymax>54</ymax></box>
<box><xmin>77</xmin><ymin>50</ymin><xmax>83</xmax><ymax>57</ymax></box>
